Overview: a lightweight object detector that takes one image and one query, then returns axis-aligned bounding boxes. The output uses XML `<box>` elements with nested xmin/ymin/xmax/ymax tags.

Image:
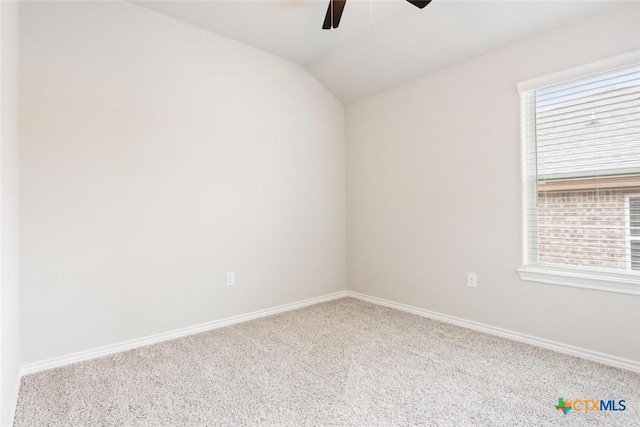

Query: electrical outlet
<box><xmin>467</xmin><ymin>273</ymin><xmax>477</xmax><ymax>288</ymax></box>
<box><xmin>226</xmin><ymin>272</ymin><xmax>235</xmax><ymax>286</ymax></box>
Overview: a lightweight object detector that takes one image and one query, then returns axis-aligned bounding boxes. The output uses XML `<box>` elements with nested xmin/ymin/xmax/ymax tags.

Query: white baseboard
<box><xmin>21</xmin><ymin>290</ymin><xmax>349</xmax><ymax>376</ymax></box>
<box><xmin>347</xmin><ymin>291</ymin><xmax>640</xmax><ymax>373</ymax></box>
<box><xmin>20</xmin><ymin>289</ymin><xmax>639</xmax><ymax>376</ymax></box>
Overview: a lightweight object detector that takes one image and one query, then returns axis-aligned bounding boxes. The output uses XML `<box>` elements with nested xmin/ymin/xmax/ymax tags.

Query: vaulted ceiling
<box><xmin>134</xmin><ymin>0</ymin><xmax>628</xmax><ymax>103</ymax></box>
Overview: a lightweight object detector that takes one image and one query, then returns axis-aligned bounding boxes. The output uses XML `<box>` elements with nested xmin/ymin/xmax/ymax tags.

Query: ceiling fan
<box><xmin>322</xmin><ymin>0</ymin><xmax>432</xmax><ymax>30</ymax></box>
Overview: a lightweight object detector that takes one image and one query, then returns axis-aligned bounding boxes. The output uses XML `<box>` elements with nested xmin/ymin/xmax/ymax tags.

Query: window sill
<box><xmin>518</xmin><ymin>266</ymin><xmax>640</xmax><ymax>296</ymax></box>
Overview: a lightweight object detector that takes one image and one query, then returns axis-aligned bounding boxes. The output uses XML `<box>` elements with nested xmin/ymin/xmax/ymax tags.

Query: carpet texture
<box><xmin>14</xmin><ymin>298</ymin><xmax>640</xmax><ymax>426</ymax></box>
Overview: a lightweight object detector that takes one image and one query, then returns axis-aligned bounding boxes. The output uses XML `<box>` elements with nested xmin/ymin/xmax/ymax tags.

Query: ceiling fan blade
<box><xmin>406</xmin><ymin>0</ymin><xmax>432</xmax><ymax>9</ymax></box>
<box><xmin>322</xmin><ymin>0</ymin><xmax>347</xmax><ymax>30</ymax></box>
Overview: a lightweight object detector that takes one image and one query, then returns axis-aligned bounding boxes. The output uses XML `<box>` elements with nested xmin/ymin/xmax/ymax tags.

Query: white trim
<box><xmin>21</xmin><ymin>290</ymin><xmax>348</xmax><ymax>375</ymax></box>
<box><xmin>517</xmin><ymin>49</ymin><xmax>640</xmax><ymax>93</ymax></box>
<box><xmin>518</xmin><ymin>265</ymin><xmax>640</xmax><ymax>296</ymax></box>
<box><xmin>20</xmin><ymin>289</ymin><xmax>640</xmax><ymax>378</ymax></box>
<box><xmin>347</xmin><ymin>291</ymin><xmax>640</xmax><ymax>373</ymax></box>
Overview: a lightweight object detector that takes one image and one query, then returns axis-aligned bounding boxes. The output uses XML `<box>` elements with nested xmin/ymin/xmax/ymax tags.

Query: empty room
<box><xmin>1</xmin><ymin>0</ymin><xmax>640</xmax><ymax>425</ymax></box>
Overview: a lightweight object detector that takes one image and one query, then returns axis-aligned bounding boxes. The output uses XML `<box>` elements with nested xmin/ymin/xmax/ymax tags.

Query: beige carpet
<box><xmin>14</xmin><ymin>298</ymin><xmax>640</xmax><ymax>426</ymax></box>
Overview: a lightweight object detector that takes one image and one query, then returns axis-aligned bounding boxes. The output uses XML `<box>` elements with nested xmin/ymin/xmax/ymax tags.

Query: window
<box><xmin>629</xmin><ymin>196</ymin><xmax>640</xmax><ymax>271</ymax></box>
<box><xmin>518</xmin><ymin>51</ymin><xmax>640</xmax><ymax>295</ymax></box>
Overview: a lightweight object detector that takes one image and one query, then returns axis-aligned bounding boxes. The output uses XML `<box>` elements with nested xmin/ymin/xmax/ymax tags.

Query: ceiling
<box><xmin>134</xmin><ymin>0</ymin><xmax>630</xmax><ymax>103</ymax></box>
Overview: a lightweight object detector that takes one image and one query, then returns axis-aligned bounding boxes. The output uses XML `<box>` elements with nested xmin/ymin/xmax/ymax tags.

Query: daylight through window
<box><xmin>521</xmin><ymin>64</ymin><xmax>640</xmax><ymax>278</ymax></box>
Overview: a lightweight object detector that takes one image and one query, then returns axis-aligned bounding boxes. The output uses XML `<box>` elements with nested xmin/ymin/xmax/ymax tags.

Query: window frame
<box><xmin>517</xmin><ymin>50</ymin><xmax>640</xmax><ymax>296</ymax></box>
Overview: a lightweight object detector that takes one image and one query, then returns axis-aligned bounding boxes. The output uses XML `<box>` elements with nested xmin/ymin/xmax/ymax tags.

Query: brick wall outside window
<box><xmin>537</xmin><ymin>188</ymin><xmax>639</xmax><ymax>270</ymax></box>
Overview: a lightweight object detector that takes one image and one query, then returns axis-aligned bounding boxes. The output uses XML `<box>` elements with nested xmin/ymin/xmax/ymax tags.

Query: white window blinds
<box><xmin>521</xmin><ymin>64</ymin><xmax>640</xmax><ymax>274</ymax></box>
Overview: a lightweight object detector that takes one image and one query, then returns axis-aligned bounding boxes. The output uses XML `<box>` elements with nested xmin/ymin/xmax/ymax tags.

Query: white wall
<box><xmin>20</xmin><ymin>1</ymin><xmax>345</xmax><ymax>364</ymax></box>
<box><xmin>347</xmin><ymin>4</ymin><xmax>640</xmax><ymax>362</ymax></box>
<box><xmin>1</xmin><ymin>0</ymin><xmax>21</xmax><ymax>424</ymax></box>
